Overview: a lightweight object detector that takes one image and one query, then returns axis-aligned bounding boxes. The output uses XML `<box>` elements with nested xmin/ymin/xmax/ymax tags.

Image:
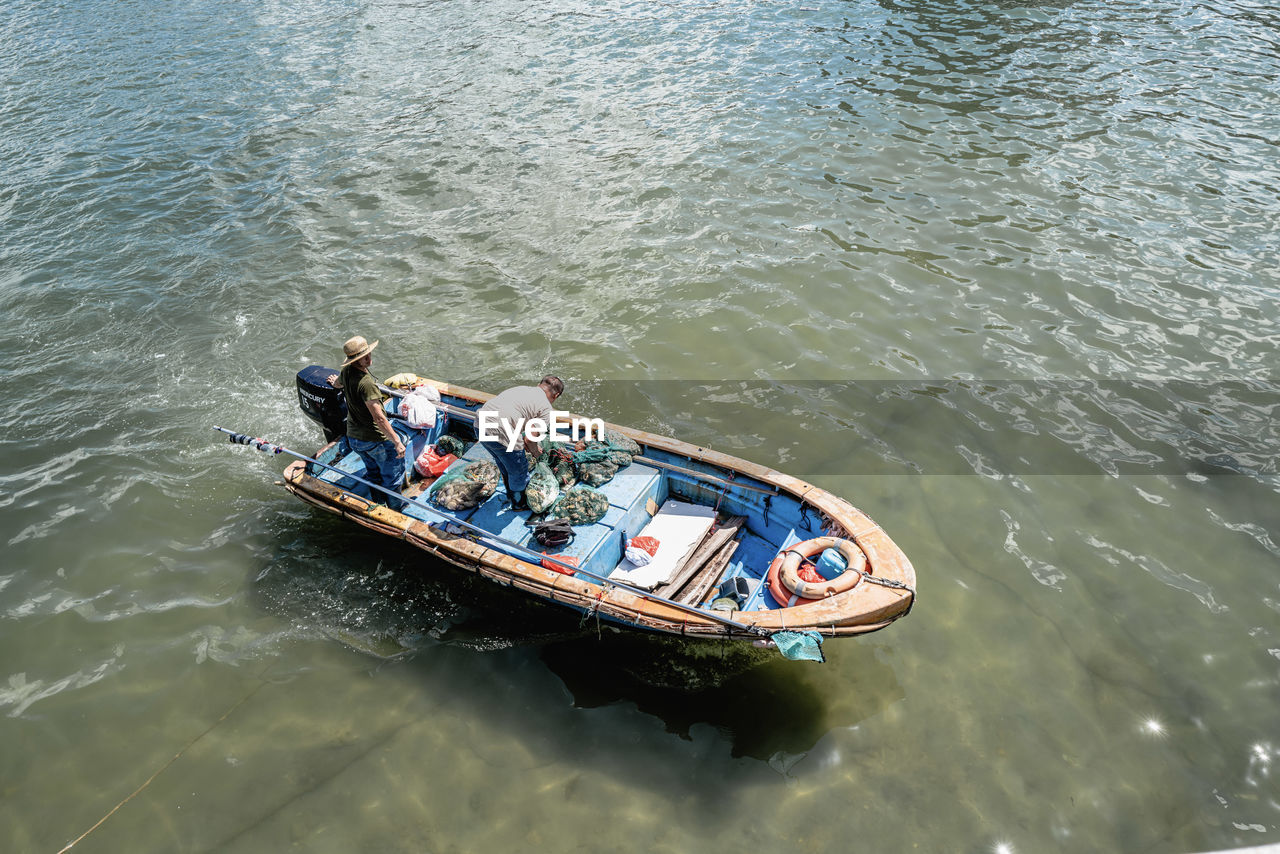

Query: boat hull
<box><xmin>281</xmin><ymin>377</ymin><xmax>917</xmax><ymax>648</ymax></box>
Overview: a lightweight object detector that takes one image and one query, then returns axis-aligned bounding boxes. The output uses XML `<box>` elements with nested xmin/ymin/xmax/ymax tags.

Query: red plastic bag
<box><xmin>624</xmin><ymin>535</ymin><xmax>661</xmax><ymax>566</ymax></box>
<box><xmin>797</xmin><ymin>561</ymin><xmax>825</xmax><ymax>584</ymax></box>
<box><xmin>629</xmin><ymin>536</ymin><xmax>660</xmax><ymax>557</ymax></box>
<box><xmin>541</xmin><ymin>553</ymin><xmax>579</xmax><ymax>574</ymax></box>
<box><xmin>414</xmin><ymin>448</ymin><xmax>457</xmax><ymax>478</ymax></box>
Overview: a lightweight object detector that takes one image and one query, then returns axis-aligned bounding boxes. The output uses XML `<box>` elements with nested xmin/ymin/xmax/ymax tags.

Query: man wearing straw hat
<box><xmin>327</xmin><ymin>335</ymin><xmax>406</xmax><ymax>510</ymax></box>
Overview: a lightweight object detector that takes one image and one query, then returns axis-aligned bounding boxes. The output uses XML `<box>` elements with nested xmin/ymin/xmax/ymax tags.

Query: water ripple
<box><xmin>1</xmin><ymin>0</ymin><xmax>1279</xmax><ymax>849</ymax></box>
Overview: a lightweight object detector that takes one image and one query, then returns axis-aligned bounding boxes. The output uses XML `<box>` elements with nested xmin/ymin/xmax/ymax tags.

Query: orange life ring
<box><xmin>766</xmin><ymin>536</ymin><xmax>866</xmax><ymax>606</ymax></box>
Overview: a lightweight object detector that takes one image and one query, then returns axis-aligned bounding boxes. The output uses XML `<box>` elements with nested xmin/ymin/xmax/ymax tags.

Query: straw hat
<box><xmin>340</xmin><ymin>335</ymin><xmax>379</xmax><ymax>367</ymax></box>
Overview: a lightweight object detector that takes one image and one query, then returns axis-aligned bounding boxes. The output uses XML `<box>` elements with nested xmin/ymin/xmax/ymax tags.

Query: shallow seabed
<box><xmin>1</xmin><ymin>0</ymin><xmax>1277</xmax><ymax>852</ymax></box>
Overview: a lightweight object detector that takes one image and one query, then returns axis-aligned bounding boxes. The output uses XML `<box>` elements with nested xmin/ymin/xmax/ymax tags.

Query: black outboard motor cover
<box><xmin>297</xmin><ymin>365</ymin><xmax>347</xmax><ymax>442</ymax></box>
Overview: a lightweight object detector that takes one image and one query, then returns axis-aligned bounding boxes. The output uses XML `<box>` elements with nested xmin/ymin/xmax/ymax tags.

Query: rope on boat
<box><xmin>863</xmin><ymin>575</ymin><xmax>913</xmax><ymax>592</ymax></box>
<box><xmin>579</xmin><ymin>587</ymin><xmax>608</xmax><ymax>640</ymax></box>
<box><xmin>863</xmin><ymin>574</ymin><xmax>917</xmax><ymax>618</ymax></box>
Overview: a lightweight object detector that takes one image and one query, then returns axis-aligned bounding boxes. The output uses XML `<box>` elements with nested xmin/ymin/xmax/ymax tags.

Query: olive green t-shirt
<box><xmin>339</xmin><ymin>365</ymin><xmax>388</xmax><ymax>442</ymax></box>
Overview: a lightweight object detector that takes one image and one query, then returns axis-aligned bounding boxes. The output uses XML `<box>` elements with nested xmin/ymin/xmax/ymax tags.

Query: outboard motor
<box><xmin>296</xmin><ymin>365</ymin><xmax>347</xmax><ymax>442</ymax></box>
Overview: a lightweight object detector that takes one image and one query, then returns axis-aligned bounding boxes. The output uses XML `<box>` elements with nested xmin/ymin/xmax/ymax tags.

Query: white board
<box><xmin>608</xmin><ymin>499</ymin><xmax>717</xmax><ymax>590</ymax></box>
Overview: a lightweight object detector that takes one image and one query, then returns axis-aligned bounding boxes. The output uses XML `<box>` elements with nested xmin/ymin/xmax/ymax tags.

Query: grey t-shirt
<box><xmin>478</xmin><ymin>385</ymin><xmax>551</xmax><ymax>449</ymax></box>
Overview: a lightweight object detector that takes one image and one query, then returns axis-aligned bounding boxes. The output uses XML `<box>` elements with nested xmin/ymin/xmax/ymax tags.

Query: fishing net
<box><xmin>548</xmin><ymin>485</ymin><xmax>610</xmax><ymax>526</ymax></box>
<box><xmin>429</xmin><ymin>460</ymin><xmax>499</xmax><ymax>510</ymax></box>
<box><xmin>525</xmin><ymin>460</ymin><xmax>561</xmax><ymax>514</ymax></box>
<box><xmin>427</xmin><ymin>465</ymin><xmax>471</xmax><ymax>506</ymax></box>
<box><xmin>547</xmin><ymin>447</ymin><xmax>577</xmax><ymax>487</ymax></box>
<box><xmin>434</xmin><ymin>435</ymin><xmax>469</xmax><ymax>458</ymax></box>
<box><xmin>575</xmin><ymin>455</ymin><xmax>618</xmax><ymax>487</ymax></box>
<box><xmin>523</xmin><ymin>440</ymin><xmax>576</xmax><ymax>486</ymax></box>
<box><xmin>603</xmin><ymin>428</ymin><xmax>641</xmax><ymax>456</ymax></box>
<box><xmin>569</xmin><ymin>429</ymin><xmax>642</xmax><ymax>487</ymax></box>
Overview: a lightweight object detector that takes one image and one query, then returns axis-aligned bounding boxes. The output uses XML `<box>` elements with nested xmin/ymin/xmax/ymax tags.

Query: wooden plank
<box><xmin>676</xmin><ymin>537</ymin><xmax>741</xmax><ymax>605</ymax></box>
<box><xmin>655</xmin><ymin>515</ymin><xmax>745</xmax><ymax>597</ymax></box>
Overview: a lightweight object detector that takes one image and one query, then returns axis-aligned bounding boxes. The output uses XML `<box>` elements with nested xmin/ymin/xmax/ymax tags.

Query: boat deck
<box><xmin>313</xmin><ymin>432</ymin><xmax>669</xmax><ymax>586</ymax></box>
<box><xmin>431</xmin><ymin>442</ymin><xmax>666</xmax><ymax>581</ymax></box>
<box><xmin>311</xmin><ymin>403</ymin><xmax>828</xmax><ymax>614</ymax></box>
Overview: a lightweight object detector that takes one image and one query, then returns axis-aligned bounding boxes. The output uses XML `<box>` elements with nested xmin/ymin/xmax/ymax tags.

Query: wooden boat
<box><xmin>277</xmin><ymin>367</ymin><xmax>916</xmax><ymax>657</ymax></box>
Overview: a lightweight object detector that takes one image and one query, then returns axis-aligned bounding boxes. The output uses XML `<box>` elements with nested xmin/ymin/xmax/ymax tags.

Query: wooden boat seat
<box><xmin>537</xmin><ymin>465</ymin><xmax>663</xmax><ymax>579</ymax></box>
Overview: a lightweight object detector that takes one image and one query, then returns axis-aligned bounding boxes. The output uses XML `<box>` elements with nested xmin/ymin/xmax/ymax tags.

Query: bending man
<box><xmin>477</xmin><ymin>376</ymin><xmax>564</xmax><ymax>510</ymax></box>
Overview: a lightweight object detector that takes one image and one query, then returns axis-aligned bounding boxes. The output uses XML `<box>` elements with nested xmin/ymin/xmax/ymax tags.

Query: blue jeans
<box><xmin>481</xmin><ymin>440</ymin><xmax>531</xmax><ymax>494</ymax></box>
<box><xmin>349</xmin><ymin>437</ymin><xmax>406</xmax><ymax>509</ymax></box>
<box><xmin>382</xmin><ymin>400</ymin><xmax>450</xmax><ymax>485</ymax></box>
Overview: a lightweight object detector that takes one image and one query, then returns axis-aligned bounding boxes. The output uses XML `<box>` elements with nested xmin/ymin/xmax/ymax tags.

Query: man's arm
<box><xmin>367</xmin><ymin>399</ymin><xmax>405</xmax><ymax>458</ymax></box>
<box><xmin>520</xmin><ymin>399</ymin><xmax>551</xmax><ymax>458</ymax></box>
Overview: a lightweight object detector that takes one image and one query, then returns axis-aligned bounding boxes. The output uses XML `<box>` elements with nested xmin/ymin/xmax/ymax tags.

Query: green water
<box><xmin>1</xmin><ymin>0</ymin><xmax>1277</xmax><ymax>851</ymax></box>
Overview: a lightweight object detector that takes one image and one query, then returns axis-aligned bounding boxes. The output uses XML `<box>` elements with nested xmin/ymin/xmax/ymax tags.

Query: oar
<box><xmin>213</xmin><ymin>426</ymin><xmax>782</xmax><ymax>643</ymax></box>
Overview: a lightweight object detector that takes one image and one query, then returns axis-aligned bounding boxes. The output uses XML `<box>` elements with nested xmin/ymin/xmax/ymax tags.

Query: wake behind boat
<box><xmin>222</xmin><ymin>367</ymin><xmax>917</xmax><ymax>661</ymax></box>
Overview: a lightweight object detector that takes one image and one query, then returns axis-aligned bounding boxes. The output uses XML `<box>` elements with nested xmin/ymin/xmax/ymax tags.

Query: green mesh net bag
<box><xmin>531</xmin><ymin>445</ymin><xmax>577</xmax><ymax>488</ymax></box>
<box><xmin>548</xmin><ymin>448</ymin><xmax>576</xmax><ymax>487</ymax></box>
<box><xmin>549</xmin><ymin>485</ymin><xmax>610</xmax><ymax>526</ymax></box>
<box><xmin>603</xmin><ymin>428</ymin><xmax>640</xmax><ymax>457</ymax></box>
<box><xmin>570</xmin><ymin>430</ymin><xmax>641</xmax><ymax>487</ymax></box>
<box><xmin>525</xmin><ymin>441</ymin><xmax>575</xmax><ymax>486</ymax></box>
<box><xmin>575</xmin><ymin>456</ymin><xmax>618</xmax><ymax>487</ymax></box>
<box><xmin>572</xmin><ymin>445</ymin><xmax>623</xmax><ymax>487</ymax></box>
<box><xmin>429</xmin><ymin>460</ymin><xmax>499</xmax><ymax>510</ymax></box>
<box><xmin>524</xmin><ymin>460</ymin><xmax>561</xmax><ymax>514</ymax></box>
<box><xmin>434</xmin><ymin>435</ymin><xmax>469</xmax><ymax>458</ymax></box>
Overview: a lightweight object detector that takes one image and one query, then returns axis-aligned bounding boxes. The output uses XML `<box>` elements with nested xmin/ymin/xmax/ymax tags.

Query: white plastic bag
<box><xmin>398</xmin><ymin>385</ymin><xmax>441</xmax><ymax>429</ymax></box>
<box><xmin>624</xmin><ymin>536</ymin><xmax>661</xmax><ymax>567</ymax></box>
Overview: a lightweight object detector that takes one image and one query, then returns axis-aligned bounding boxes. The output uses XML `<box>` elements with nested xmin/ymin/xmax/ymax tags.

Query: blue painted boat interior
<box><xmin>309</xmin><ymin>391</ymin><xmax>819</xmax><ymax>612</ymax></box>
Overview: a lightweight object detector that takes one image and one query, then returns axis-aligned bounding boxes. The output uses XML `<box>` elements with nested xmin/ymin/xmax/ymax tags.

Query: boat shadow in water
<box><xmin>251</xmin><ymin>523</ymin><xmax>904</xmax><ymax>762</ymax></box>
<box><xmin>540</xmin><ymin>633</ymin><xmax>903</xmax><ymax>761</ymax></box>
<box><xmin>249</xmin><ymin>526</ymin><xmax>596</xmax><ymax>657</ymax></box>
